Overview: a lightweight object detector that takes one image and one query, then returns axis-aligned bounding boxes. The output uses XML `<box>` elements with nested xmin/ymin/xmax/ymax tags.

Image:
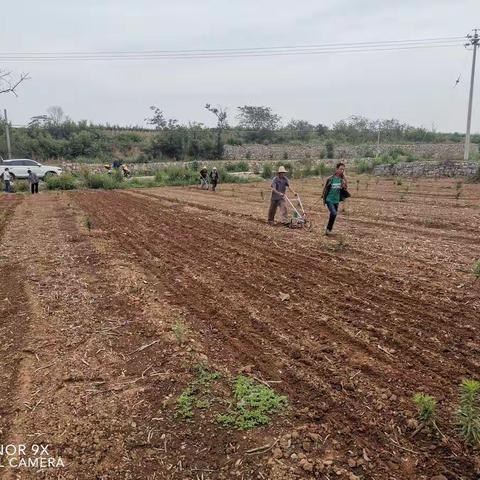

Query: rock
<box><xmin>299</xmin><ymin>459</ymin><xmax>314</xmax><ymax>472</ymax></box>
<box><xmin>406</xmin><ymin>418</ymin><xmax>419</xmax><ymax>430</ymax></box>
<box><xmin>272</xmin><ymin>448</ymin><xmax>283</xmax><ymax>459</ymax></box>
<box><xmin>431</xmin><ymin>476</ymin><xmax>448</xmax><ymax>480</ymax></box>
<box><xmin>279</xmin><ymin>435</ymin><xmax>292</xmax><ymax>449</ymax></box>
<box><xmin>348</xmin><ymin>474</ymin><xmax>360</xmax><ymax>480</ymax></box>
<box><xmin>348</xmin><ymin>458</ymin><xmax>357</xmax><ymax>468</ymax></box>
<box><xmin>302</xmin><ymin>440</ymin><xmax>312</xmax><ymax>452</ymax></box>
<box><xmin>290</xmin><ymin>453</ymin><xmax>298</xmax><ymax>461</ymax></box>
<box><xmin>307</xmin><ymin>432</ymin><xmax>321</xmax><ymax>441</ymax></box>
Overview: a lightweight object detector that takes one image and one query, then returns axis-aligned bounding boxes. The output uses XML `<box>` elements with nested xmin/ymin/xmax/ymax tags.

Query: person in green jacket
<box><xmin>322</xmin><ymin>162</ymin><xmax>349</xmax><ymax>235</ymax></box>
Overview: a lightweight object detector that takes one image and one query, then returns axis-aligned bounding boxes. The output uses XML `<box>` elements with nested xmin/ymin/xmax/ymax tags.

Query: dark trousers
<box><xmin>326</xmin><ymin>202</ymin><xmax>339</xmax><ymax>231</ymax></box>
<box><xmin>211</xmin><ymin>181</ymin><xmax>218</xmax><ymax>191</ymax></box>
<box><xmin>268</xmin><ymin>197</ymin><xmax>288</xmax><ymax>223</ymax></box>
<box><xmin>31</xmin><ymin>182</ymin><xmax>39</xmax><ymax>194</ymax></box>
<box><xmin>4</xmin><ymin>180</ymin><xmax>10</xmax><ymax>193</ymax></box>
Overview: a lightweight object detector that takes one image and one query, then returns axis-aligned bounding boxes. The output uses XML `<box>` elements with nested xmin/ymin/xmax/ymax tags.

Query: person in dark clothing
<box><xmin>322</xmin><ymin>162</ymin><xmax>350</xmax><ymax>235</ymax></box>
<box><xmin>27</xmin><ymin>169</ymin><xmax>40</xmax><ymax>194</ymax></box>
<box><xmin>209</xmin><ymin>167</ymin><xmax>219</xmax><ymax>191</ymax></box>
<box><xmin>199</xmin><ymin>166</ymin><xmax>209</xmax><ymax>189</ymax></box>
<box><xmin>268</xmin><ymin>165</ymin><xmax>297</xmax><ymax>225</ymax></box>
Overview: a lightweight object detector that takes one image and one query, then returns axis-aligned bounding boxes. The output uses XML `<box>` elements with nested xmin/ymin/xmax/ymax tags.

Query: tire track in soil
<box><xmin>74</xmin><ymin>189</ymin><xmax>479</xmax><ymax>479</ymax></box>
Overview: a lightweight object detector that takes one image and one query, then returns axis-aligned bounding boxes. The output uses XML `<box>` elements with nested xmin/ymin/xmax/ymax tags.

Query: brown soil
<box><xmin>0</xmin><ymin>176</ymin><xmax>479</xmax><ymax>480</ymax></box>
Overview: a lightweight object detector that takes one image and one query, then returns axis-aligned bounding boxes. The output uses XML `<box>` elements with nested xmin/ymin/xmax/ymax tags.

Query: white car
<box><xmin>0</xmin><ymin>159</ymin><xmax>62</xmax><ymax>180</ymax></box>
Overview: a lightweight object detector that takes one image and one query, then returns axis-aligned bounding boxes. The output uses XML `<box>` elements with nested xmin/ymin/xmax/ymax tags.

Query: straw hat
<box><xmin>277</xmin><ymin>166</ymin><xmax>287</xmax><ymax>173</ymax></box>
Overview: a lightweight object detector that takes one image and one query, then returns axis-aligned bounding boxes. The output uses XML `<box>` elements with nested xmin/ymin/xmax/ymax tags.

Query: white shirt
<box><xmin>3</xmin><ymin>171</ymin><xmax>11</xmax><ymax>181</ymax></box>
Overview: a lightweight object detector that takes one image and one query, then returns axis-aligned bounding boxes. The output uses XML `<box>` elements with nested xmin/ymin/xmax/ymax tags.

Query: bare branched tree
<box><xmin>0</xmin><ymin>70</ymin><xmax>30</xmax><ymax>96</ymax></box>
<box><xmin>206</xmin><ymin>104</ymin><xmax>228</xmax><ymax>158</ymax></box>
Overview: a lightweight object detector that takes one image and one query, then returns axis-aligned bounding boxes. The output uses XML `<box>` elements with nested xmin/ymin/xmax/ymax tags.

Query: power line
<box><xmin>0</xmin><ymin>37</ymin><xmax>465</xmax><ymax>62</ymax></box>
<box><xmin>0</xmin><ymin>36</ymin><xmax>464</xmax><ymax>55</ymax></box>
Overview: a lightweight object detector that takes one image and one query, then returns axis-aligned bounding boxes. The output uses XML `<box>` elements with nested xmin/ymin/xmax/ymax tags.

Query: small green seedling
<box><xmin>474</xmin><ymin>260</ymin><xmax>480</xmax><ymax>281</ymax></box>
<box><xmin>456</xmin><ymin>379</ymin><xmax>480</xmax><ymax>446</ymax></box>
<box><xmin>176</xmin><ymin>387</ymin><xmax>195</xmax><ymax>419</ymax></box>
<box><xmin>84</xmin><ymin>216</ymin><xmax>93</xmax><ymax>231</ymax></box>
<box><xmin>172</xmin><ymin>319</ymin><xmax>187</xmax><ymax>344</ymax></box>
<box><xmin>413</xmin><ymin>393</ymin><xmax>437</xmax><ymax>423</ymax></box>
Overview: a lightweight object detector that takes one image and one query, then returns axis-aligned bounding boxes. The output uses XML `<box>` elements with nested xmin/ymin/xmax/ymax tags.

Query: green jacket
<box><xmin>322</xmin><ymin>175</ymin><xmax>350</xmax><ymax>204</ymax></box>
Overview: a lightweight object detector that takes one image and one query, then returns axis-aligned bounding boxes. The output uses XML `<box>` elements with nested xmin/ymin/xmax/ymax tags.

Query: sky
<box><xmin>0</xmin><ymin>0</ymin><xmax>479</xmax><ymax>132</ymax></box>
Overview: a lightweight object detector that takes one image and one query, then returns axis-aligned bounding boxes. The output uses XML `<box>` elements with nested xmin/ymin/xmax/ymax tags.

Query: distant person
<box><xmin>199</xmin><ymin>166</ymin><xmax>209</xmax><ymax>189</ymax></box>
<box><xmin>112</xmin><ymin>158</ymin><xmax>121</xmax><ymax>169</ymax></box>
<box><xmin>322</xmin><ymin>162</ymin><xmax>350</xmax><ymax>235</ymax></box>
<box><xmin>122</xmin><ymin>164</ymin><xmax>131</xmax><ymax>178</ymax></box>
<box><xmin>268</xmin><ymin>165</ymin><xmax>297</xmax><ymax>225</ymax></box>
<box><xmin>210</xmin><ymin>167</ymin><xmax>219</xmax><ymax>192</ymax></box>
<box><xmin>3</xmin><ymin>168</ymin><xmax>12</xmax><ymax>193</ymax></box>
<box><xmin>27</xmin><ymin>169</ymin><xmax>39</xmax><ymax>194</ymax></box>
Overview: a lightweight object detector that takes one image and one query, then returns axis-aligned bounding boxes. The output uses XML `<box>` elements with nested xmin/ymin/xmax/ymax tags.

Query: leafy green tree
<box><xmin>237</xmin><ymin>105</ymin><xmax>281</xmax><ymax>143</ymax></box>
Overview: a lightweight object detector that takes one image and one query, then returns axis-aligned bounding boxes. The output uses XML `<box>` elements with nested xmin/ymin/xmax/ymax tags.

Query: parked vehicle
<box><xmin>0</xmin><ymin>159</ymin><xmax>62</xmax><ymax>180</ymax></box>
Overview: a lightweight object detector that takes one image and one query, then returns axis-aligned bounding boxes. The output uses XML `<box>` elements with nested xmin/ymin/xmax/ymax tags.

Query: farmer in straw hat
<box><xmin>268</xmin><ymin>165</ymin><xmax>297</xmax><ymax>225</ymax></box>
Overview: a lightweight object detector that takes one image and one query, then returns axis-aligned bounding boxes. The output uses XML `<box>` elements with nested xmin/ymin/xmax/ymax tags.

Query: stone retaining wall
<box><xmin>223</xmin><ymin>143</ymin><xmax>477</xmax><ymax>161</ymax></box>
<box><xmin>373</xmin><ymin>160</ymin><xmax>479</xmax><ymax>177</ymax></box>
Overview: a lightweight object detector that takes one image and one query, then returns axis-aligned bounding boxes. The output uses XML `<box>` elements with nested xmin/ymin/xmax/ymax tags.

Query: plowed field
<box><xmin>0</xmin><ymin>176</ymin><xmax>479</xmax><ymax>480</ymax></box>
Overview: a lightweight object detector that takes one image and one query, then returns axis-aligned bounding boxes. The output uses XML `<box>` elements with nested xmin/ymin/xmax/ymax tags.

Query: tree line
<box><xmin>0</xmin><ymin>105</ymin><xmax>478</xmax><ymax>163</ymax></box>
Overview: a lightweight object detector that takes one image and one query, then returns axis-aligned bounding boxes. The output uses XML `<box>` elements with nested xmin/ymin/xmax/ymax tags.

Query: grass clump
<box><xmin>225</xmin><ymin>161</ymin><xmax>250</xmax><ymax>172</ymax></box>
<box><xmin>473</xmin><ymin>260</ymin><xmax>480</xmax><ymax>281</ymax></box>
<box><xmin>217</xmin><ymin>375</ymin><xmax>288</xmax><ymax>430</ymax></box>
<box><xmin>15</xmin><ymin>180</ymin><xmax>30</xmax><ymax>192</ymax></box>
<box><xmin>45</xmin><ymin>173</ymin><xmax>77</xmax><ymax>190</ymax></box>
<box><xmin>84</xmin><ymin>216</ymin><xmax>93</xmax><ymax>231</ymax></box>
<box><xmin>413</xmin><ymin>393</ymin><xmax>437</xmax><ymax>423</ymax></box>
<box><xmin>456</xmin><ymin>379</ymin><xmax>480</xmax><ymax>445</ymax></box>
<box><xmin>172</xmin><ymin>318</ymin><xmax>187</xmax><ymax>344</ymax></box>
<box><xmin>176</xmin><ymin>387</ymin><xmax>195</xmax><ymax>419</ymax></box>
<box><xmin>155</xmin><ymin>165</ymin><xmax>199</xmax><ymax>186</ymax></box>
<box><xmin>83</xmin><ymin>173</ymin><xmax>123</xmax><ymax>190</ymax></box>
<box><xmin>261</xmin><ymin>163</ymin><xmax>273</xmax><ymax>179</ymax></box>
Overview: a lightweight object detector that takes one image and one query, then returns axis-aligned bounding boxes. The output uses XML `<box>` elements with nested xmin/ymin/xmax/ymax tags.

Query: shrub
<box><xmin>456</xmin><ymin>379</ymin><xmax>480</xmax><ymax>445</ymax></box>
<box><xmin>313</xmin><ymin>162</ymin><xmax>334</xmax><ymax>177</ymax></box>
<box><xmin>154</xmin><ymin>166</ymin><xmax>198</xmax><ymax>186</ymax></box>
<box><xmin>413</xmin><ymin>393</ymin><xmax>437</xmax><ymax>423</ymax></box>
<box><xmin>45</xmin><ymin>173</ymin><xmax>77</xmax><ymax>190</ymax></box>
<box><xmin>14</xmin><ymin>180</ymin><xmax>30</xmax><ymax>192</ymax></box>
<box><xmin>83</xmin><ymin>173</ymin><xmax>122</xmax><ymax>190</ymax></box>
<box><xmin>326</xmin><ymin>141</ymin><xmax>335</xmax><ymax>159</ymax></box>
<box><xmin>261</xmin><ymin>163</ymin><xmax>273</xmax><ymax>179</ymax></box>
<box><xmin>225</xmin><ymin>161</ymin><xmax>250</xmax><ymax>172</ymax></box>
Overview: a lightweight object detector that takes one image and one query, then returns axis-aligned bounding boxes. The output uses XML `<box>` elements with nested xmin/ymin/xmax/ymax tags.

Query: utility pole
<box><xmin>4</xmin><ymin>109</ymin><xmax>11</xmax><ymax>159</ymax></box>
<box><xmin>464</xmin><ymin>29</ymin><xmax>479</xmax><ymax>161</ymax></box>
